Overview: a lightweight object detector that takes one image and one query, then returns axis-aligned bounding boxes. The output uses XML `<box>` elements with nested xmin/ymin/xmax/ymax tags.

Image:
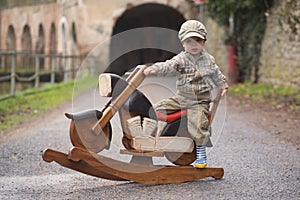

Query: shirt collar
<box><xmin>184</xmin><ymin>50</ymin><xmax>204</xmax><ymax>62</ymax></box>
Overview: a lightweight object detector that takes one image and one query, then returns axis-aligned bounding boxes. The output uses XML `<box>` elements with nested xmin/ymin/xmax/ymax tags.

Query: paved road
<box><xmin>0</xmin><ymin>77</ymin><xmax>299</xmax><ymax>199</ymax></box>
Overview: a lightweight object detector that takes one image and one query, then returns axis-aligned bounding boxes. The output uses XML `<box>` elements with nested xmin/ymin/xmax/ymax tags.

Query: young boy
<box><xmin>143</xmin><ymin>20</ymin><xmax>229</xmax><ymax>168</ymax></box>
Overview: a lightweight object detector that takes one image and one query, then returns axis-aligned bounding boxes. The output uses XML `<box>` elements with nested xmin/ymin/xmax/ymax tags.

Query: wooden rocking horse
<box><xmin>42</xmin><ymin>65</ymin><xmax>224</xmax><ymax>184</ymax></box>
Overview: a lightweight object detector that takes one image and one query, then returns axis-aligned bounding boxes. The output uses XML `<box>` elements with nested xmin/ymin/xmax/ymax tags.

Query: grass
<box><xmin>1</xmin><ymin>79</ymin><xmax>299</xmax><ymax>132</ymax></box>
<box><xmin>228</xmin><ymin>82</ymin><xmax>300</xmax><ymax>110</ymax></box>
<box><xmin>0</xmin><ymin>76</ymin><xmax>98</xmax><ymax>131</ymax></box>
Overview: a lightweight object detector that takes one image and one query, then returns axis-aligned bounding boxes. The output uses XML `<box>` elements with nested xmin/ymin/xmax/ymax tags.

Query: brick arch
<box><xmin>107</xmin><ymin>2</ymin><xmax>186</xmax><ymax>75</ymax></box>
<box><xmin>58</xmin><ymin>16</ymin><xmax>72</xmax><ymax>73</ymax></box>
<box><xmin>22</xmin><ymin>25</ymin><xmax>32</xmax><ymax>52</ymax></box>
<box><xmin>36</xmin><ymin>24</ymin><xmax>45</xmax><ymax>53</ymax></box>
<box><xmin>49</xmin><ymin>22</ymin><xmax>57</xmax><ymax>71</ymax></box>
<box><xmin>70</xmin><ymin>21</ymin><xmax>79</xmax><ymax>79</ymax></box>
<box><xmin>6</xmin><ymin>25</ymin><xmax>16</xmax><ymax>51</ymax></box>
<box><xmin>49</xmin><ymin>22</ymin><xmax>57</xmax><ymax>54</ymax></box>
<box><xmin>70</xmin><ymin>21</ymin><xmax>79</xmax><ymax>55</ymax></box>
<box><xmin>4</xmin><ymin>25</ymin><xmax>16</xmax><ymax>70</ymax></box>
<box><xmin>21</xmin><ymin>24</ymin><xmax>33</xmax><ymax>68</ymax></box>
<box><xmin>71</xmin><ymin>22</ymin><xmax>77</xmax><ymax>44</ymax></box>
<box><xmin>58</xmin><ymin>16</ymin><xmax>69</xmax><ymax>55</ymax></box>
<box><xmin>36</xmin><ymin>23</ymin><xmax>45</xmax><ymax>68</ymax></box>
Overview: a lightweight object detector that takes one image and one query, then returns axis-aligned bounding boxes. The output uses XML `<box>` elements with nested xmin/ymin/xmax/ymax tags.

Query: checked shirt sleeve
<box><xmin>148</xmin><ymin>53</ymin><xmax>184</xmax><ymax>76</ymax></box>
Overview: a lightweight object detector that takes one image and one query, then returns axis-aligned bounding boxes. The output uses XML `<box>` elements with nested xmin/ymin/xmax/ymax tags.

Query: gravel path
<box><xmin>0</xmin><ymin>79</ymin><xmax>299</xmax><ymax>199</ymax></box>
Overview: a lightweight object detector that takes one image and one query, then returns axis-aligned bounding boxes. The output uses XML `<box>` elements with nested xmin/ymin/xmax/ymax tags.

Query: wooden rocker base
<box><xmin>42</xmin><ymin>148</ymin><xmax>126</xmax><ymax>181</ymax></box>
<box><xmin>42</xmin><ymin>147</ymin><xmax>224</xmax><ymax>184</ymax></box>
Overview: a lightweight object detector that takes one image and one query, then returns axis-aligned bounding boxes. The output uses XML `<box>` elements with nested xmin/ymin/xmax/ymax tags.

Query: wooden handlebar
<box><xmin>209</xmin><ymin>89</ymin><xmax>222</xmax><ymax>125</ymax></box>
<box><xmin>92</xmin><ymin>65</ymin><xmax>148</xmax><ymax>135</ymax></box>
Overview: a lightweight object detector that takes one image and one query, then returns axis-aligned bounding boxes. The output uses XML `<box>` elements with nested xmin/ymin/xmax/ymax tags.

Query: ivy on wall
<box><xmin>278</xmin><ymin>0</ymin><xmax>299</xmax><ymax>35</ymax></box>
<box><xmin>207</xmin><ymin>0</ymin><xmax>274</xmax><ymax>83</ymax></box>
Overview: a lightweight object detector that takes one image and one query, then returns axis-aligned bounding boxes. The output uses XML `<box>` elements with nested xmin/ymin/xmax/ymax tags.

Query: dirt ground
<box><xmin>1</xmin><ymin>92</ymin><xmax>299</xmax><ymax>199</ymax></box>
<box><xmin>227</xmin><ymin>95</ymin><xmax>300</xmax><ymax>149</ymax></box>
<box><xmin>1</xmin><ymin>93</ymin><xmax>299</xmax><ymax>150</ymax></box>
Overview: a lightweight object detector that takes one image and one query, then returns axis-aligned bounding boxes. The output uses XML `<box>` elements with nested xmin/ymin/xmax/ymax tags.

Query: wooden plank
<box><xmin>131</xmin><ymin>136</ymin><xmax>194</xmax><ymax>153</ymax></box>
<box><xmin>209</xmin><ymin>89</ymin><xmax>222</xmax><ymax>124</ymax></box>
<box><xmin>156</xmin><ymin>137</ymin><xmax>194</xmax><ymax>153</ymax></box>
<box><xmin>67</xmin><ymin>147</ymin><xmax>224</xmax><ymax>184</ymax></box>
<box><xmin>120</xmin><ymin>149</ymin><xmax>164</xmax><ymax>157</ymax></box>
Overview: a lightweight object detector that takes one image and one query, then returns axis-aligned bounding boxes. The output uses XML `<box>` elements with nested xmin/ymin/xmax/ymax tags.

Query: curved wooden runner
<box><xmin>42</xmin><ymin>148</ymin><xmax>126</xmax><ymax>181</ymax></box>
<box><xmin>42</xmin><ymin>147</ymin><xmax>224</xmax><ymax>184</ymax></box>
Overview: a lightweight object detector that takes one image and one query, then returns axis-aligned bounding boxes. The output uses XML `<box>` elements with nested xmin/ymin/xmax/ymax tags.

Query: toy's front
<box><xmin>42</xmin><ymin>66</ymin><xmax>224</xmax><ymax>184</ymax></box>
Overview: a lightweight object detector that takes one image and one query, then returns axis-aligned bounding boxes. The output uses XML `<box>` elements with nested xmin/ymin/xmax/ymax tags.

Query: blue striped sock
<box><xmin>196</xmin><ymin>145</ymin><xmax>207</xmax><ymax>164</ymax></box>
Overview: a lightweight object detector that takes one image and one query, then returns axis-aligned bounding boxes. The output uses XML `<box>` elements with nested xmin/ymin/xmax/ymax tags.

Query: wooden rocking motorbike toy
<box><xmin>42</xmin><ymin>65</ymin><xmax>224</xmax><ymax>184</ymax></box>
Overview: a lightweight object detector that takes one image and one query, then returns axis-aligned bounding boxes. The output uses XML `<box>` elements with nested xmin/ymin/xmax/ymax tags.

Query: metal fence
<box><xmin>0</xmin><ymin>51</ymin><xmax>86</xmax><ymax>100</ymax></box>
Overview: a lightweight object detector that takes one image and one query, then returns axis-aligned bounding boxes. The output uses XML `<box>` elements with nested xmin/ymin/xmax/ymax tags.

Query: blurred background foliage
<box><xmin>208</xmin><ymin>0</ymin><xmax>274</xmax><ymax>83</ymax></box>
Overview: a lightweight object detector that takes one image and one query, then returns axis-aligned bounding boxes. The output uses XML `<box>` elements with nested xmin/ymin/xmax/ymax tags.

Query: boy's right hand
<box><xmin>143</xmin><ymin>67</ymin><xmax>157</xmax><ymax>76</ymax></box>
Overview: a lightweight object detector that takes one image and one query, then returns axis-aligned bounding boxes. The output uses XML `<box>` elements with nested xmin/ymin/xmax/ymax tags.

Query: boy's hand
<box><xmin>144</xmin><ymin>67</ymin><xmax>157</xmax><ymax>76</ymax></box>
<box><xmin>221</xmin><ymin>87</ymin><xmax>228</xmax><ymax>96</ymax></box>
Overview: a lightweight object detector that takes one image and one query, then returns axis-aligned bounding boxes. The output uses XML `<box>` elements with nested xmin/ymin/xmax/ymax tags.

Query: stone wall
<box><xmin>259</xmin><ymin>0</ymin><xmax>300</xmax><ymax>87</ymax></box>
<box><xmin>204</xmin><ymin>17</ymin><xmax>228</xmax><ymax>78</ymax></box>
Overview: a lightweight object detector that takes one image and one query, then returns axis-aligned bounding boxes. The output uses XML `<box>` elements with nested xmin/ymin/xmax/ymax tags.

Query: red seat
<box><xmin>156</xmin><ymin>110</ymin><xmax>187</xmax><ymax>123</ymax></box>
<box><xmin>156</xmin><ymin>110</ymin><xmax>212</xmax><ymax>123</ymax></box>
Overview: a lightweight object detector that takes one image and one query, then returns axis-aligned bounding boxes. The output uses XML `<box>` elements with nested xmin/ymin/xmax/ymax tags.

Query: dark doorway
<box><xmin>107</xmin><ymin>3</ymin><xmax>186</xmax><ymax>75</ymax></box>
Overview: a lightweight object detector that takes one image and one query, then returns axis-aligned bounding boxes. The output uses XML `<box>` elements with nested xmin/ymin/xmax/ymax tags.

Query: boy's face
<box><xmin>182</xmin><ymin>36</ymin><xmax>205</xmax><ymax>55</ymax></box>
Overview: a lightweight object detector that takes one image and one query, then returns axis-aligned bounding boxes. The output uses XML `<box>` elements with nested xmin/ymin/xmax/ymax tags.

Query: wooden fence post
<box><xmin>35</xmin><ymin>55</ymin><xmax>40</xmax><ymax>88</ymax></box>
<box><xmin>63</xmin><ymin>55</ymin><xmax>68</xmax><ymax>83</ymax></box>
<box><xmin>0</xmin><ymin>51</ymin><xmax>85</xmax><ymax>100</ymax></box>
<box><xmin>51</xmin><ymin>55</ymin><xmax>55</xmax><ymax>84</ymax></box>
<box><xmin>10</xmin><ymin>52</ymin><xmax>16</xmax><ymax>96</ymax></box>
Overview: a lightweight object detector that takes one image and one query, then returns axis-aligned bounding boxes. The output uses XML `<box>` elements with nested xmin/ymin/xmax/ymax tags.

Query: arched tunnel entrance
<box><xmin>107</xmin><ymin>3</ymin><xmax>186</xmax><ymax>75</ymax></box>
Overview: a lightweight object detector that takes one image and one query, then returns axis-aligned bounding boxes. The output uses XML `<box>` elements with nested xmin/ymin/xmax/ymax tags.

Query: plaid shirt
<box><xmin>149</xmin><ymin>50</ymin><xmax>228</xmax><ymax>96</ymax></box>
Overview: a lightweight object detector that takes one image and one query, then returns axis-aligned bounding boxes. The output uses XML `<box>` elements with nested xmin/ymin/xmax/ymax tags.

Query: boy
<box><xmin>143</xmin><ymin>20</ymin><xmax>228</xmax><ymax>168</ymax></box>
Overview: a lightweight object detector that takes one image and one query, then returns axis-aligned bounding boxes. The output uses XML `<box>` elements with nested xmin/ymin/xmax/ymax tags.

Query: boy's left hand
<box><xmin>144</xmin><ymin>67</ymin><xmax>157</xmax><ymax>76</ymax></box>
<box><xmin>221</xmin><ymin>88</ymin><xmax>228</xmax><ymax>96</ymax></box>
